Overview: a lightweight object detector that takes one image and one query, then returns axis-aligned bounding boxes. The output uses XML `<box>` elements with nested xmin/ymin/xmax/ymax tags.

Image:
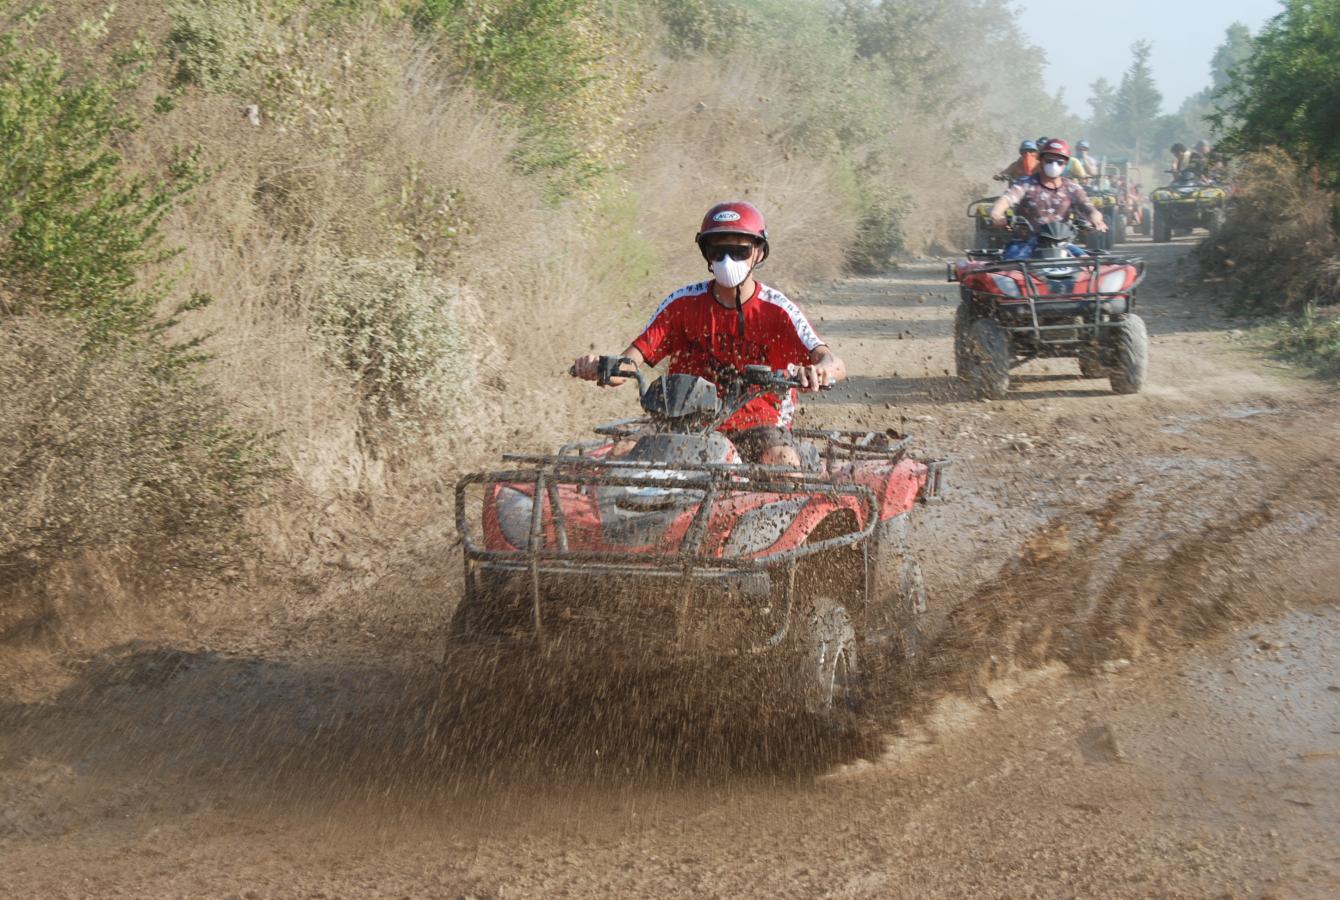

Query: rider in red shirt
<box><xmin>571</xmin><ymin>201</ymin><xmax>846</xmax><ymax>466</ymax></box>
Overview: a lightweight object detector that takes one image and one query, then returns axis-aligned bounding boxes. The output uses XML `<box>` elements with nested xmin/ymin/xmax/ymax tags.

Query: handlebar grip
<box><xmin>596</xmin><ymin>354</ymin><xmax>638</xmax><ymax>386</ymax></box>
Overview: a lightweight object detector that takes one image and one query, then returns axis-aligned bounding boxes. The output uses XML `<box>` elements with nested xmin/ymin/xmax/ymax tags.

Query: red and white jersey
<box><xmin>631</xmin><ymin>280</ymin><xmax>826</xmax><ymax>432</ymax></box>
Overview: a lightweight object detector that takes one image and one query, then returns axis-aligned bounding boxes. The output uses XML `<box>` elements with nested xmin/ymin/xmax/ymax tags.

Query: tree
<box><xmin>1110</xmin><ymin>41</ymin><xmax>1163</xmax><ymax>163</ymax></box>
<box><xmin>1217</xmin><ymin>0</ymin><xmax>1340</xmax><ymax>186</ymax></box>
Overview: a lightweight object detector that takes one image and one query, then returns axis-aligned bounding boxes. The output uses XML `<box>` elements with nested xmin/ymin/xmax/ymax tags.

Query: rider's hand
<box><xmin>1092</xmin><ymin>220</ymin><xmax>1109</xmax><ymax>233</ymax></box>
<box><xmin>990</xmin><ymin>213</ymin><xmax>1008</xmax><ymax>228</ymax></box>
<box><xmin>795</xmin><ymin>363</ymin><xmax>836</xmax><ymax>393</ymax></box>
<box><xmin>570</xmin><ymin>354</ymin><xmax>601</xmax><ymax>382</ymax></box>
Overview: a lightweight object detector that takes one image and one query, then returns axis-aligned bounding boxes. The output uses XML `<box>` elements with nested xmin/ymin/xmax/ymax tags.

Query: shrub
<box><xmin>1197</xmin><ymin>151</ymin><xmax>1339</xmax><ymax>314</ymax></box>
<box><xmin>0</xmin><ymin>23</ymin><xmax>207</xmax><ymax>345</ymax></box>
<box><xmin>415</xmin><ymin>0</ymin><xmax>649</xmax><ymax>194</ymax></box>
<box><xmin>0</xmin><ymin>317</ymin><xmax>271</xmax><ymax>593</ymax></box>
<box><xmin>310</xmin><ymin>255</ymin><xmax>477</xmax><ymax>425</ymax></box>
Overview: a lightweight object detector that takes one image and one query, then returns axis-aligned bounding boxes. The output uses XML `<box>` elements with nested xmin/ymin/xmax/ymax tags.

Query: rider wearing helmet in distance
<box><xmin>988</xmin><ymin>139</ymin><xmax>1107</xmax><ymax>260</ymax></box>
<box><xmin>571</xmin><ymin>201</ymin><xmax>846</xmax><ymax>468</ymax></box>
<box><xmin>1069</xmin><ymin>139</ymin><xmax>1098</xmax><ymax>182</ymax></box>
<box><xmin>1000</xmin><ymin>140</ymin><xmax>1040</xmax><ymax>181</ymax></box>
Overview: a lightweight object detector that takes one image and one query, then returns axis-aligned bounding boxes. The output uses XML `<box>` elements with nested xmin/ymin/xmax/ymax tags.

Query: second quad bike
<box><xmin>1150</xmin><ymin>170</ymin><xmax>1229</xmax><ymax>243</ymax></box>
<box><xmin>949</xmin><ymin>220</ymin><xmax>1149</xmax><ymax>398</ymax></box>
<box><xmin>450</xmin><ymin>360</ymin><xmax>947</xmax><ymax>720</ymax></box>
<box><xmin>1081</xmin><ymin>164</ymin><xmax>1123</xmax><ymax>251</ymax></box>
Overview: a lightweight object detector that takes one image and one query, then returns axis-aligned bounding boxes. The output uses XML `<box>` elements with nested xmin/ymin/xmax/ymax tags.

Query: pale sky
<box><xmin>1014</xmin><ymin>0</ymin><xmax>1284</xmax><ymax>118</ymax></box>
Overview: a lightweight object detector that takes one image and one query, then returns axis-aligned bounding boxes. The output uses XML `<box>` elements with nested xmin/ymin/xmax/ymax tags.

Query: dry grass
<box><xmin>1198</xmin><ymin>150</ymin><xmax>1340</xmax><ymax>314</ymax></box>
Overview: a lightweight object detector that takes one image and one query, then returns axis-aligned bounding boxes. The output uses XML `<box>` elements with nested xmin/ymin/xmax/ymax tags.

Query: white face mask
<box><xmin>1042</xmin><ymin>160</ymin><xmax>1066</xmax><ymax>178</ymax></box>
<box><xmin>711</xmin><ymin>254</ymin><xmax>753</xmax><ymax>289</ymax></box>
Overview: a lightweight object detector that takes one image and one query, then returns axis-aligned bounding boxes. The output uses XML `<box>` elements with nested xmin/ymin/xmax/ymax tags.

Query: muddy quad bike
<box><xmin>1150</xmin><ymin>170</ymin><xmax>1228</xmax><ymax>243</ymax></box>
<box><xmin>949</xmin><ymin>220</ymin><xmax>1148</xmax><ymax>398</ymax></box>
<box><xmin>450</xmin><ymin>360</ymin><xmax>947</xmax><ymax>720</ymax></box>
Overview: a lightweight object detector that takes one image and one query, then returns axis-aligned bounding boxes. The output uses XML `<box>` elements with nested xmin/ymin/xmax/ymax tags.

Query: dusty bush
<box><xmin>1198</xmin><ymin>151</ymin><xmax>1340</xmax><ymax>314</ymax></box>
<box><xmin>1272</xmin><ymin>307</ymin><xmax>1340</xmax><ymax>378</ymax></box>
<box><xmin>311</xmin><ymin>255</ymin><xmax>476</xmax><ymax>424</ymax></box>
<box><xmin>0</xmin><ymin>317</ymin><xmax>270</xmax><ymax>593</ymax></box>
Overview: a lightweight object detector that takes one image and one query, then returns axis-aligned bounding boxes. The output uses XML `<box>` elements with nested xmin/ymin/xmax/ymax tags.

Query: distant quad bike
<box><xmin>1150</xmin><ymin>170</ymin><xmax>1229</xmax><ymax>243</ymax></box>
<box><xmin>450</xmin><ymin>360</ymin><xmax>947</xmax><ymax>720</ymax></box>
<box><xmin>949</xmin><ymin>220</ymin><xmax>1149</xmax><ymax>398</ymax></box>
<box><xmin>1081</xmin><ymin>165</ymin><xmax>1123</xmax><ymax>251</ymax></box>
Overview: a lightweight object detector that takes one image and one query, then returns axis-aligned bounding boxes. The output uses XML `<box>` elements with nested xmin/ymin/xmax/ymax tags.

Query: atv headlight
<box><xmin>495</xmin><ymin>487</ymin><xmax>535</xmax><ymax>548</ymax></box>
<box><xmin>1098</xmin><ymin>269</ymin><xmax>1128</xmax><ymax>294</ymax></box>
<box><xmin>989</xmin><ymin>273</ymin><xmax>1022</xmax><ymax>298</ymax></box>
<box><xmin>1152</xmin><ymin>190</ymin><xmax>1173</xmax><ymax>201</ymax></box>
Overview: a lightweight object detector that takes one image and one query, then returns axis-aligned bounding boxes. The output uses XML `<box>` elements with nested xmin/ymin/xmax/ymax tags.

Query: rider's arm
<box><xmin>990</xmin><ymin>183</ymin><xmax>1025</xmax><ymax>226</ymax></box>
<box><xmin>1072</xmin><ymin>184</ymin><xmax>1106</xmax><ymax>231</ymax></box>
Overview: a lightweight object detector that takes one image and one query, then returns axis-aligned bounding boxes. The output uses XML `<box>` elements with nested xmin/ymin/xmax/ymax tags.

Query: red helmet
<box><xmin>1039</xmin><ymin>138</ymin><xmax>1070</xmax><ymax>160</ymax></box>
<box><xmin>696</xmin><ymin>201</ymin><xmax>770</xmax><ymax>260</ymax></box>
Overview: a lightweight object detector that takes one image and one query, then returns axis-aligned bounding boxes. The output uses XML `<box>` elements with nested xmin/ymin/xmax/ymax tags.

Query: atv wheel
<box><xmin>961</xmin><ymin>316</ymin><xmax>1011</xmax><ymax>399</ymax></box>
<box><xmin>953</xmin><ymin>298</ymin><xmax>974</xmax><ymax>378</ymax></box>
<box><xmin>1109</xmin><ymin>314</ymin><xmax>1149</xmax><ymax>395</ymax></box>
<box><xmin>1078</xmin><ymin>349</ymin><xmax>1105</xmax><ymax>379</ymax></box>
<box><xmin>1153</xmin><ymin>210</ymin><xmax>1172</xmax><ymax>243</ymax></box>
<box><xmin>891</xmin><ymin>560</ymin><xmax>930</xmax><ymax>662</ymax></box>
<box><xmin>1114</xmin><ymin>213</ymin><xmax>1128</xmax><ymax>244</ymax></box>
<box><xmin>797</xmin><ymin>596</ymin><xmax>861</xmax><ymax>716</ymax></box>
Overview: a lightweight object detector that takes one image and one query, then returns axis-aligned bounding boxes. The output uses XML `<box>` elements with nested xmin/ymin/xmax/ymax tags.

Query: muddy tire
<box><xmin>1153</xmin><ymin>210</ymin><xmax>1172</xmax><ymax>243</ymax></box>
<box><xmin>961</xmin><ymin>316</ymin><xmax>1011</xmax><ymax>399</ymax></box>
<box><xmin>953</xmin><ymin>298</ymin><xmax>974</xmax><ymax>378</ymax></box>
<box><xmin>796</xmin><ymin>596</ymin><xmax>861</xmax><ymax>716</ymax></box>
<box><xmin>891</xmin><ymin>560</ymin><xmax>930</xmax><ymax>662</ymax></box>
<box><xmin>1078</xmin><ymin>350</ymin><xmax>1105</xmax><ymax>379</ymax></box>
<box><xmin>1109</xmin><ymin>314</ymin><xmax>1149</xmax><ymax>395</ymax></box>
<box><xmin>1114</xmin><ymin>213</ymin><xmax>1128</xmax><ymax>244</ymax></box>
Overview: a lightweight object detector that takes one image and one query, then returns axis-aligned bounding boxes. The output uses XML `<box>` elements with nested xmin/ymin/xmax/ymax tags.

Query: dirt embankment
<box><xmin>1</xmin><ymin>234</ymin><xmax>1338</xmax><ymax>897</ymax></box>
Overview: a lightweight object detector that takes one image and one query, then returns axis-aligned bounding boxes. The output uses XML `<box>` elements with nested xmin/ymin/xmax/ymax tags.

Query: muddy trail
<box><xmin>3</xmin><ymin>235</ymin><xmax>1339</xmax><ymax>897</ymax></box>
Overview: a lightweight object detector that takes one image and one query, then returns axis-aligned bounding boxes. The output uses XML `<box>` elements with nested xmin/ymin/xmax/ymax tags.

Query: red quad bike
<box><xmin>451</xmin><ymin>360</ymin><xmax>947</xmax><ymax>720</ymax></box>
<box><xmin>949</xmin><ymin>220</ymin><xmax>1149</xmax><ymax>398</ymax></box>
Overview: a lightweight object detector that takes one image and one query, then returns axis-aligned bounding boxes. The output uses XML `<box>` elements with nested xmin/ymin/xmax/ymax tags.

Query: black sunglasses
<box><xmin>702</xmin><ymin>243</ymin><xmax>757</xmax><ymax>262</ymax></box>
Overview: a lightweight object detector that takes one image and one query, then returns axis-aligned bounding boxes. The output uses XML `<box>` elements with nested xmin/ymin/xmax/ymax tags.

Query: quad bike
<box><xmin>949</xmin><ymin>220</ymin><xmax>1149</xmax><ymax>398</ymax></box>
<box><xmin>450</xmin><ymin>360</ymin><xmax>948</xmax><ymax>719</ymax></box>
<box><xmin>1150</xmin><ymin>169</ymin><xmax>1228</xmax><ymax>243</ymax></box>
<box><xmin>1081</xmin><ymin>163</ymin><xmax>1123</xmax><ymax>251</ymax></box>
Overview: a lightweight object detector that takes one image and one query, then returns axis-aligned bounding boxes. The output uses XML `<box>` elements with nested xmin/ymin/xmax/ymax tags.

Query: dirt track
<box><xmin>3</xmin><ymin>234</ymin><xmax>1339</xmax><ymax>897</ymax></box>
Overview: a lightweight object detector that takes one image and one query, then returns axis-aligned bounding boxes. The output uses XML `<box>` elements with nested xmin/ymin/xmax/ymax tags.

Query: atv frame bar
<box><xmin>455</xmin><ymin>458</ymin><xmax>884</xmax><ymax>649</ymax></box>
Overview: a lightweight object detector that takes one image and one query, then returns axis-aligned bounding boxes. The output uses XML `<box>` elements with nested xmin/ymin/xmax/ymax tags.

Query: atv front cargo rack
<box><xmin>948</xmin><ymin>253</ymin><xmax>1147</xmax><ymax>347</ymax></box>
<box><xmin>455</xmin><ymin>455</ymin><xmax>885</xmax><ymax>647</ymax></box>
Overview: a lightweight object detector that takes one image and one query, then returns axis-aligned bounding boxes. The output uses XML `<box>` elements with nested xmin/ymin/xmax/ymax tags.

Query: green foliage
<box><xmin>416</xmin><ymin>0</ymin><xmax>648</xmax><ymax>194</ymax></box>
<box><xmin>0</xmin><ymin>11</ymin><xmax>272</xmax><ymax>591</ymax></box>
<box><xmin>1272</xmin><ymin>308</ymin><xmax>1340</xmax><ymax>378</ymax></box>
<box><xmin>649</xmin><ymin>0</ymin><xmax>749</xmax><ymax>56</ymax></box>
<box><xmin>1087</xmin><ymin>41</ymin><xmax>1163</xmax><ymax>163</ymax></box>
<box><xmin>0</xmin><ymin>28</ymin><xmax>207</xmax><ymax>344</ymax></box>
<box><xmin>1217</xmin><ymin>0</ymin><xmax>1340</xmax><ymax>186</ymax></box>
<box><xmin>311</xmin><ymin>255</ymin><xmax>475</xmax><ymax>423</ymax></box>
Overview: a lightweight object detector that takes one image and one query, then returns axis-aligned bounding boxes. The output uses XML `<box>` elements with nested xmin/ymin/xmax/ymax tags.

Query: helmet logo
<box><xmin>712</xmin><ymin>210</ymin><xmax>742</xmax><ymax>223</ymax></box>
